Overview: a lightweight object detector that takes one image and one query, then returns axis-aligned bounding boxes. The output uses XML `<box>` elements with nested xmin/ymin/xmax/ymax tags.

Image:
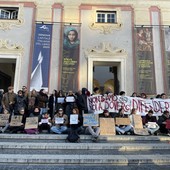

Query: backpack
<box><xmin>66</xmin><ymin>130</ymin><xmax>80</xmax><ymax>143</ymax></box>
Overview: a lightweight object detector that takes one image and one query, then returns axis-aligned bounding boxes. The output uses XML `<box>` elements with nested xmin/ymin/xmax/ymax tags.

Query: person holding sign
<box><xmin>51</xmin><ymin>108</ymin><xmax>68</xmax><ymax>134</ymax></box>
<box><xmin>8</xmin><ymin>108</ymin><xmax>25</xmax><ymax>133</ymax></box>
<box><xmin>66</xmin><ymin>108</ymin><xmax>83</xmax><ymax>142</ymax></box>
<box><xmin>115</xmin><ymin>108</ymin><xmax>132</xmax><ymax>135</ymax></box>
<box><xmin>143</xmin><ymin>110</ymin><xmax>159</xmax><ymax>135</ymax></box>
<box><xmin>38</xmin><ymin>112</ymin><xmax>51</xmax><ymax>133</ymax></box>
<box><xmin>0</xmin><ymin>109</ymin><xmax>10</xmax><ymax>133</ymax></box>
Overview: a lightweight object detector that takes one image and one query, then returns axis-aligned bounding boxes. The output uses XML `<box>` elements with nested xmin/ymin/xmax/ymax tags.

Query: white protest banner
<box><xmin>0</xmin><ymin>114</ymin><xmax>10</xmax><ymax>126</ymax></box>
<box><xmin>25</xmin><ymin>117</ymin><xmax>38</xmax><ymax>129</ymax></box>
<box><xmin>57</xmin><ymin>97</ymin><xmax>65</xmax><ymax>104</ymax></box>
<box><xmin>70</xmin><ymin>114</ymin><xmax>78</xmax><ymax>124</ymax></box>
<box><xmin>83</xmin><ymin>114</ymin><xmax>99</xmax><ymax>126</ymax></box>
<box><xmin>55</xmin><ymin>117</ymin><xmax>64</xmax><ymax>124</ymax></box>
<box><xmin>87</xmin><ymin>94</ymin><xmax>170</xmax><ymax>116</ymax></box>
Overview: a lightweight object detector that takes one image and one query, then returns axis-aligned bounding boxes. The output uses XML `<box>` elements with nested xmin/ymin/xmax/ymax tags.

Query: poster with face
<box><xmin>61</xmin><ymin>25</ymin><xmax>80</xmax><ymax>93</ymax></box>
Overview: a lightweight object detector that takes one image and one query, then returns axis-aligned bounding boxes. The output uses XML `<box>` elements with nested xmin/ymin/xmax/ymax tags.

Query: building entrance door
<box><xmin>93</xmin><ymin>62</ymin><xmax>119</xmax><ymax>95</ymax></box>
<box><xmin>0</xmin><ymin>59</ymin><xmax>16</xmax><ymax>92</ymax></box>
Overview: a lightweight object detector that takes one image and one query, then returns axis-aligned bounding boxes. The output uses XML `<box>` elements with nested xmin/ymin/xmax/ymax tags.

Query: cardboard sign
<box><xmin>115</xmin><ymin>118</ymin><xmax>130</xmax><ymax>125</ymax></box>
<box><xmin>57</xmin><ymin>97</ymin><xmax>65</xmax><ymax>104</ymax></box>
<box><xmin>70</xmin><ymin>114</ymin><xmax>78</xmax><ymax>124</ymax></box>
<box><xmin>65</xmin><ymin>96</ymin><xmax>75</xmax><ymax>102</ymax></box>
<box><xmin>25</xmin><ymin>117</ymin><xmax>38</xmax><ymax>129</ymax></box>
<box><xmin>134</xmin><ymin>128</ymin><xmax>149</xmax><ymax>136</ymax></box>
<box><xmin>55</xmin><ymin>117</ymin><xmax>64</xmax><ymax>124</ymax></box>
<box><xmin>133</xmin><ymin>115</ymin><xmax>143</xmax><ymax>129</ymax></box>
<box><xmin>83</xmin><ymin>114</ymin><xmax>99</xmax><ymax>127</ymax></box>
<box><xmin>0</xmin><ymin>114</ymin><xmax>10</xmax><ymax>126</ymax></box>
<box><xmin>10</xmin><ymin>115</ymin><xmax>23</xmax><ymax>127</ymax></box>
<box><xmin>100</xmin><ymin>118</ymin><xmax>115</xmax><ymax>135</ymax></box>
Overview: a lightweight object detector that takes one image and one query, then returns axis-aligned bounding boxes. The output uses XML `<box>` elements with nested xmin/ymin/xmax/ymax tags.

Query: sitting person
<box><xmin>85</xmin><ymin>113</ymin><xmax>100</xmax><ymax>142</ymax></box>
<box><xmin>69</xmin><ymin>107</ymin><xmax>84</xmax><ymax>134</ymax></box>
<box><xmin>158</xmin><ymin>110</ymin><xmax>170</xmax><ymax>135</ymax></box>
<box><xmin>0</xmin><ymin>109</ymin><xmax>10</xmax><ymax>133</ymax></box>
<box><xmin>51</xmin><ymin>108</ymin><xmax>68</xmax><ymax>134</ymax></box>
<box><xmin>8</xmin><ymin>108</ymin><xmax>25</xmax><ymax>133</ymax></box>
<box><xmin>115</xmin><ymin>108</ymin><xmax>132</xmax><ymax>135</ymax></box>
<box><xmin>38</xmin><ymin>112</ymin><xmax>51</xmax><ymax>133</ymax></box>
<box><xmin>100</xmin><ymin>109</ymin><xmax>112</xmax><ymax>118</ymax></box>
<box><xmin>143</xmin><ymin>110</ymin><xmax>159</xmax><ymax>135</ymax></box>
<box><xmin>66</xmin><ymin>107</ymin><xmax>83</xmax><ymax>142</ymax></box>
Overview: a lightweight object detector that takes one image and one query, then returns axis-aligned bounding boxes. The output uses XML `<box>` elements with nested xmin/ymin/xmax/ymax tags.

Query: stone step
<box><xmin>0</xmin><ymin>142</ymin><xmax>170</xmax><ymax>151</ymax></box>
<box><xmin>0</xmin><ymin>154</ymin><xmax>169</xmax><ymax>165</ymax></box>
<box><xmin>0</xmin><ymin>134</ymin><xmax>169</xmax><ymax>142</ymax></box>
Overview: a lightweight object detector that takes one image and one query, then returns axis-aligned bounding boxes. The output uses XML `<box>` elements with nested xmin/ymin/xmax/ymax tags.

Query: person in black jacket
<box><xmin>158</xmin><ymin>110</ymin><xmax>170</xmax><ymax>135</ymax></box>
<box><xmin>76</xmin><ymin>88</ymin><xmax>88</xmax><ymax>115</ymax></box>
<box><xmin>48</xmin><ymin>90</ymin><xmax>58</xmax><ymax>119</ymax></box>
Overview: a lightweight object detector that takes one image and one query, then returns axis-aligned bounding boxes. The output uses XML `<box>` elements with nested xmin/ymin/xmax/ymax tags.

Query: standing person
<box><xmin>48</xmin><ymin>90</ymin><xmax>58</xmax><ymax>119</ymax></box>
<box><xmin>28</xmin><ymin>89</ymin><xmax>38</xmax><ymax>116</ymax></box>
<box><xmin>37</xmin><ymin>89</ymin><xmax>48</xmax><ymax>115</ymax></box>
<box><xmin>65</xmin><ymin>90</ymin><xmax>76</xmax><ymax>119</ymax></box>
<box><xmin>22</xmin><ymin>86</ymin><xmax>29</xmax><ymax>98</ymax></box>
<box><xmin>0</xmin><ymin>89</ymin><xmax>4</xmax><ymax>113</ymax></box>
<box><xmin>2</xmin><ymin>86</ymin><xmax>17</xmax><ymax>114</ymax></box>
<box><xmin>56</xmin><ymin>90</ymin><xmax>65</xmax><ymax>111</ymax></box>
<box><xmin>76</xmin><ymin>88</ymin><xmax>88</xmax><ymax>115</ymax></box>
<box><xmin>51</xmin><ymin>108</ymin><xmax>68</xmax><ymax>134</ymax></box>
<box><xmin>92</xmin><ymin>87</ymin><xmax>100</xmax><ymax>95</ymax></box>
<box><xmin>14</xmin><ymin>90</ymin><xmax>27</xmax><ymax>115</ymax></box>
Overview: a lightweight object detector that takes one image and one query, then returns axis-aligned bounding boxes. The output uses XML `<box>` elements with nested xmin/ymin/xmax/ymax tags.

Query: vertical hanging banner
<box><xmin>30</xmin><ymin>23</ymin><xmax>52</xmax><ymax>91</ymax></box>
<box><xmin>135</xmin><ymin>27</ymin><xmax>156</xmax><ymax>94</ymax></box>
<box><xmin>61</xmin><ymin>25</ymin><xmax>80</xmax><ymax>93</ymax></box>
<box><xmin>164</xmin><ymin>28</ymin><xmax>170</xmax><ymax>94</ymax></box>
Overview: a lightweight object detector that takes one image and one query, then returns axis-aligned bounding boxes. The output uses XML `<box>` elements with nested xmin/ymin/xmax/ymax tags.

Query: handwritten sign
<box><xmin>115</xmin><ymin>118</ymin><xmax>130</xmax><ymax>126</ymax></box>
<box><xmin>10</xmin><ymin>115</ymin><xmax>23</xmax><ymax>127</ymax></box>
<box><xmin>65</xmin><ymin>96</ymin><xmax>75</xmax><ymax>103</ymax></box>
<box><xmin>100</xmin><ymin>118</ymin><xmax>115</xmax><ymax>135</ymax></box>
<box><xmin>83</xmin><ymin>114</ymin><xmax>99</xmax><ymax>126</ymax></box>
<box><xmin>41</xmin><ymin>119</ymin><xmax>49</xmax><ymax>124</ymax></box>
<box><xmin>55</xmin><ymin>117</ymin><xmax>64</xmax><ymax>124</ymax></box>
<box><xmin>25</xmin><ymin>117</ymin><xmax>38</xmax><ymax>129</ymax></box>
<box><xmin>87</xmin><ymin>94</ymin><xmax>170</xmax><ymax>115</ymax></box>
<box><xmin>0</xmin><ymin>114</ymin><xmax>10</xmax><ymax>126</ymax></box>
<box><xmin>57</xmin><ymin>97</ymin><xmax>65</xmax><ymax>104</ymax></box>
<box><xmin>70</xmin><ymin>114</ymin><xmax>78</xmax><ymax>124</ymax></box>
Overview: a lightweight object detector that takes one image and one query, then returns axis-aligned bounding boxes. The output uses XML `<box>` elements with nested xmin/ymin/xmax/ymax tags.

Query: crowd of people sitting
<box><xmin>0</xmin><ymin>86</ymin><xmax>170</xmax><ymax>142</ymax></box>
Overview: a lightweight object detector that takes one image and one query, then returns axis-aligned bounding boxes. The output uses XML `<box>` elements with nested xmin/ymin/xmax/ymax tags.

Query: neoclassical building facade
<box><xmin>0</xmin><ymin>0</ymin><xmax>170</xmax><ymax>96</ymax></box>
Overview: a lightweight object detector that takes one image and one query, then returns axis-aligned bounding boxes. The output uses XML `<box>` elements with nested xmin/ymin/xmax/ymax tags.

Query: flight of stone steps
<box><xmin>0</xmin><ymin>134</ymin><xmax>170</xmax><ymax>170</ymax></box>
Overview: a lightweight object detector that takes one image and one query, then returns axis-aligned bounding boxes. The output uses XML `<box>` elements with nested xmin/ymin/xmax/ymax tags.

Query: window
<box><xmin>0</xmin><ymin>7</ymin><xmax>19</xmax><ymax>20</ymax></box>
<box><xmin>96</xmin><ymin>10</ymin><xmax>116</xmax><ymax>23</ymax></box>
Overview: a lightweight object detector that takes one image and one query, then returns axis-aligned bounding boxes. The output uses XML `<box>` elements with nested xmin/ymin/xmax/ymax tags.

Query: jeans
<box><xmin>85</xmin><ymin>126</ymin><xmax>100</xmax><ymax>138</ymax></box>
<box><xmin>51</xmin><ymin>126</ymin><xmax>67</xmax><ymax>134</ymax></box>
<box><xmin>116</xmin><ymin>125</ymin><xmax>132</xmax><ymax>134</ymax></box>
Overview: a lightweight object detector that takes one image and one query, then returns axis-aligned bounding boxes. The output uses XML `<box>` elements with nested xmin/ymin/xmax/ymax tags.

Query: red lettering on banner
<box><xmin>153</xmin><ymin>101</ymin><xmax>160</xmax><ymax>112</ymax></box>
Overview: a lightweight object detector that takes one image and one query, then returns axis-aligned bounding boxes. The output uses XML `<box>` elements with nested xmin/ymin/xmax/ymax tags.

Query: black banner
<box><xmin>135</xmin><ymin>27</ymin><xmax>156</xmax><ymax>94</ymax></box>
<box><xmin>61</xmin><ymin>25</ymin><xmax>80</xmax><ymax>93</ymax></box>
